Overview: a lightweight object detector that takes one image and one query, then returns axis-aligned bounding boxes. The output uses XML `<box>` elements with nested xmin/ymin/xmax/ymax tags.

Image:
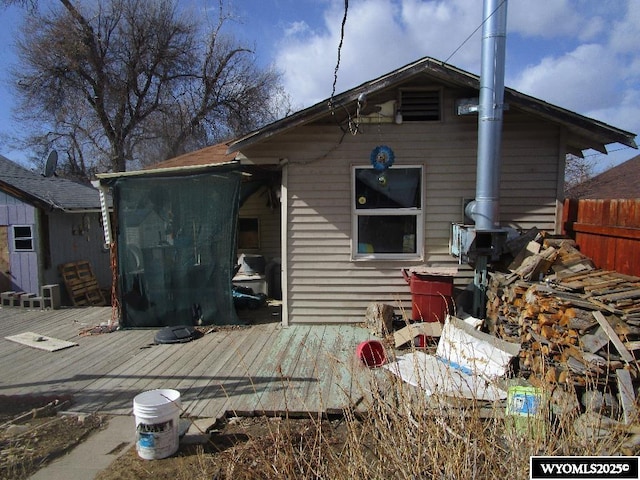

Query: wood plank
<box><xmin>218</xmin><ymin>325</ymin><xmax>285</xmax><ymax>417</ymax></box>
<box><xmin>194</xmin><ymin>323</ymin><xmax>281</xmax><ymax>418</ymax></box>
<box><xmin>228</xmin><ymin>325</ymin><xmax>301</xmax><ymax>416</ymax></box>
<box><xmin>580</xmin><ymin>326</ymin><xmax>610</xmax><ymax>354</ymax></box>
<box><xmin>254</xmin><ymin>325</ymin><xmax>312</xmax><ymax>416</ymax></box>
<box><xmin>624</xmin><ymin>340</ymin><xmax>640</xmax><ymax>351</ymax></box>
<box><xmin>287</xmin><ymin>325</ymin><xmax>329</xmax><ymax>414</ymax></box>
<box><xmin>592</xmin><ymin>311</ymin><xmax>635</xmax><ymax>363</ymax></box>
<box><xmin>616</xmin><ymin>369</ymin><xmax>637</xmax><ymax>425</ymax></box>
<box><xmin>167</xmin><ymin>330</ymin><xmax>241</xmax><ymax>412</ymax></box>
<box><xmin>79</xmin><ymin>339</ymin><xmax>174</xmax><ymax>412</ymax></box>
<box><xmin>325</xmin><ymin>326</ymin><xmax>365</xmax><ymax>414</ymax></box>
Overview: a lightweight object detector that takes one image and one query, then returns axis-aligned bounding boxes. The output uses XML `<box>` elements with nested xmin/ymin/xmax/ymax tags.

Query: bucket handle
<box><xmin>402</xmin><ymin>268</ymin><xmax>410</xmax><ymax>284</ymax></box>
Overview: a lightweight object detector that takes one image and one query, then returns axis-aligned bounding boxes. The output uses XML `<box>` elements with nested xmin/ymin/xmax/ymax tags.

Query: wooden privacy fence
<box><xmin>562</xmin><ymin>198</ymin><xmax>640</xmax><ymax>276</ymax></box>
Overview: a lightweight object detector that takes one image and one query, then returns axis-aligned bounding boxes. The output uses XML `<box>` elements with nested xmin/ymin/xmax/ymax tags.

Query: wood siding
<box><xmin>44</xmin><ymin>211</ymin><xmax>112</xmax><ymax>289</ymax></box>
<box><xmin>242</xmin><ymin>91</ymin><xmax>564</xmax><ymax>324</ymax></box>
<box><xmin>0</xmin><ymin>192</ymin><xmax>39</xmax><ymax>293</ymax></box>
<box><xmin>238</xmin><ymin>186</ymin><xmax>281</xmax><ymax>263</ymax></box>
<box><xmin>562</xmin><ymin>198</ymin><xmax>640</xmax><ymax>276</ymax></box>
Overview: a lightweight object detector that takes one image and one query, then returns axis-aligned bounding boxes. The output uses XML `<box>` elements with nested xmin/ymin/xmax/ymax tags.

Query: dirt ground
<box><xmin>97</xmin><ymin>415</ymin><xmax>350</xmax><ymax>480</ymax></box>
<box><xmin>0</xmin><ymin>394</ymin><xmax>106</xmax><ymax>479</ymax></box>
<box><xmin>0</xmin><ymin>393</ymin><xmax>349</xmax><ymax>480</ymax></box>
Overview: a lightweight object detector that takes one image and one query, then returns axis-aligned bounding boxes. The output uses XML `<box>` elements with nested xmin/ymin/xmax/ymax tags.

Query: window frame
<box><xmin>12</xmin><ymin>225</ymin><xmax>35</xmax><ymax>252</ymax></box>
<box><xmin>351</xmin><ymin>165</ymin><xmax>424</xmax><ymax>261</ymax></box>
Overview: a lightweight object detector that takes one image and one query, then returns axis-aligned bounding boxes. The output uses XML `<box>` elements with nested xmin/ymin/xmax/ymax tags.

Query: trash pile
<box><xmin>486</xmin><ymin>234</ymin><xmax>639</xmax><ymax>423</ymax></box>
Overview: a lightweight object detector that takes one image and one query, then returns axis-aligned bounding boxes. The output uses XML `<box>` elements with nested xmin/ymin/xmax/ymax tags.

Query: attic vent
<box><xmin>400</xmin><ymin>90</ymin><xmax>441</xmax><ymax>121</ymax></box>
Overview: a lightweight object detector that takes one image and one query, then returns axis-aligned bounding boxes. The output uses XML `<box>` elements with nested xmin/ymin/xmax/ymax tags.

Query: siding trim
<box><xmin>281</xmin><ymin>163</ymin><xmax>290</xmax><ymax>327</ymax></box>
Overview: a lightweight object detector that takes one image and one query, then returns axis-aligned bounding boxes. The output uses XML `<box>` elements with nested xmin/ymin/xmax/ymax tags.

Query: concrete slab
<box><xmin>29</xmin><ymin>415</ymin><xmax>134</xmax><ymax>480</ymax></box>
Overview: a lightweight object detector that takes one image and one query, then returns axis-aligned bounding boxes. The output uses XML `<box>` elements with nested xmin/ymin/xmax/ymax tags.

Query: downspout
<box><xmin>466</xmin><ymin>0</ymin><xmax>508</xmax><ymax>230</ymax></box>
<box><xmin>280</xmin><ymin>162</ymin><xmax>289</xmax><ymax>327</ymax></box>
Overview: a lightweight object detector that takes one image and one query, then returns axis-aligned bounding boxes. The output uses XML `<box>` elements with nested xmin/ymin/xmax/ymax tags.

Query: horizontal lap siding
<box><xmin>239</xmin><ymin>187</ymin><xmax>281</xmax><ymax>262</ymax></box>
<box><xmin>244</xmin><ymin>105</ymin><xmax>562</xmax><ymax>324</ymax></box>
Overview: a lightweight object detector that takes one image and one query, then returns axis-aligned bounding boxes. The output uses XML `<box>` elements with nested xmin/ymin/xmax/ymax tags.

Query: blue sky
<box><xmin>1</xmin><ymin>0</ymin><xmax>639</xmax><ymax>172</ymax></box>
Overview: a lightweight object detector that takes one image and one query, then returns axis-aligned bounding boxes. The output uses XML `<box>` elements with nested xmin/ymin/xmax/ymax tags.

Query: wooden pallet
<box><xmin>58</xmin><ymin>261</ymin><xmax>106</xmax><ymax>307</ymax></box>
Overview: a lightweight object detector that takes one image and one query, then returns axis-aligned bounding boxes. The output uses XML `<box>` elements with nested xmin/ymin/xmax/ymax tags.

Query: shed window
<box><xmin>13</xmin><ymin>225</ymin><xmax>34</xmax><ymax>251</ymax></box>
<box><xmin>400</xmin><ymin>89</ymin><xmax>441</xmax><ymax>121</ymax></box>
<box><xmin>352</xmin><ymin>166</ymin><xmax>423</xmax><ymax>260</ymax></box>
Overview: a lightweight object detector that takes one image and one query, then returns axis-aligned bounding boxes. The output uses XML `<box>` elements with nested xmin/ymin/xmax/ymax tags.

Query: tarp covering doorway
<box><xmin>103</xmin><ymin>164</ymin><xmax>242</xmax><ymax>328</ymax></box>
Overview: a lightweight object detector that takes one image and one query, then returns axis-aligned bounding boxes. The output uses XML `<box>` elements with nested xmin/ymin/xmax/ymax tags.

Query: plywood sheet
<box><xmin>5</xmin><ymin>331</ymin><xmax>78</xmax><ymax>352</ymax></box>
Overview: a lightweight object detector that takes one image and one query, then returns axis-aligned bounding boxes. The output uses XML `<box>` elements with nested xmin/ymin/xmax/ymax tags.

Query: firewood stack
<box><xmin>487</xmin><ymin>235</ymin><xmax>639</xmax><ymax>404</ymax></box>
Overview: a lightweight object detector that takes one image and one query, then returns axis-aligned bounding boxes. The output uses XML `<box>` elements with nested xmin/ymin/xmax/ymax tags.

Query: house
<box><xmin>0</xmin><ymin>155</ymin><xmax>111</xmax><ymax>300</ymax></box>
<box><xmin>565</xmin><ymin>154</ymin><xmax>640</xmax><ymax>199</ymax></box>
<box><xmin>110</xmin><ymin>56</ymin><xmax>636</xmax><ymax>327</ymax></box>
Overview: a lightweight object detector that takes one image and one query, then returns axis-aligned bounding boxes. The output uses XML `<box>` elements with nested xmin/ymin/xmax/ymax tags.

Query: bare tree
<box><xmin>564</xmin><ymin>154</ymin><xmax>595</xmax><ymax>192</ymax></box>
<box><xmin>9</xmin><ymin>0</ymin><xmax>288</xmax><ymax>178</ymax></box>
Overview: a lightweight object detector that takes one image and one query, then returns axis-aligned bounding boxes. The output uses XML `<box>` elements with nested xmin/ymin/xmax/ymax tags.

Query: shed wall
<box><xmin>0</xmin><ymin>191</ymin><xmax>39</xmax><ymax>293</ymax></box>
<box><xmin>43</xmin><ymin>211</ymin><xmax>112</xmax><ymax>289</ymax></box>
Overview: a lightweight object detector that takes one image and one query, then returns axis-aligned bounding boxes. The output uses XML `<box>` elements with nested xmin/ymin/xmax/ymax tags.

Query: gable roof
<box><xmin>227</xmin><ymin>56</ymin><xmax>637</xmax><ymax>158</ymax></box>
<box><xmin>0</xmin><ymin>155</ymin><xmax>103</xmax><ymax>211</ymax></box>
<box><xmin>565</xmin><ymin>154</ymin><xmax>640</xmax><ymax>199</ymax></box>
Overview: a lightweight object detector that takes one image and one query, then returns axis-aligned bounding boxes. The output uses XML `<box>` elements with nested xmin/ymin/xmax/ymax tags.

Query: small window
<box><xmin>13</xmin><ymin>225</ymin><xmax>34</xmax><ymax>251</ymax></box>
<box><xmin>399</xmin><ymin>89</ymin><xmax>441</xmax><ymax>121</ymax></box>
<box><xmin>352</xmin><ymin>166</ymin><xmax>423</xmax><ymax>260</ymax></box>
<box><xmin>238</xmin><ymin>218</ymin><xmax>259</xmax><ymax>250</ymax></box>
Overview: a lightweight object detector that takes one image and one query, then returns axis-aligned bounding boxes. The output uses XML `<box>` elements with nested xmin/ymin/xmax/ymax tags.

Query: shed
<box><xmin>0</xmin><ymin>154</ymin><xmax>111</xmax><ymax>299</ymax></box>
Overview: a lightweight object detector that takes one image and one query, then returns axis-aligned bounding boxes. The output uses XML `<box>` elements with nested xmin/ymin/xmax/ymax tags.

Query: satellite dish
<box><xmin>43</xmin><ymin>150</ymin><xmax>58</xmax><ymax>177</ymax></box>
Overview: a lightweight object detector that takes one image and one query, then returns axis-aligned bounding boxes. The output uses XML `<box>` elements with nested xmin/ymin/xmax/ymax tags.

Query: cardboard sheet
<box><xmin>384</xmin><ymin>315</ymin><xmax>520</xmax><ymax>401</ymax></box>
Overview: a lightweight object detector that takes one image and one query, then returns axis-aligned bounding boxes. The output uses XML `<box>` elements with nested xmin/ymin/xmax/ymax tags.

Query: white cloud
<box><xmin>508</xmin><ymin>0</ymin><xmax>593</xmax><ymax>39</ymax></box>
<box><xmin>512</xmin><ymin>44</ymin><xmax>621</xmax><ymax>112</ymax></box>
<box><xmin>284</xmin><ymin>21</ymin><xmax>311</xmax><ymax>37</ymax></box>
<box><xmin>609</xmin><ymin>0</ymin><xmax>640</xmax><ymax>55</ymax></box>
<box><xmin>272</xmin><ymin>0</ymin><xmax>639</xmax><ymax>157</ymax></box>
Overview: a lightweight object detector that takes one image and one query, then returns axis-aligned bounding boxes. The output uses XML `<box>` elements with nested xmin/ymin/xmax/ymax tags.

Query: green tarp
<box><xmin>112</xmin><ymin>169</ymin><xmax>241</xmax><ymax>327</ymax></box>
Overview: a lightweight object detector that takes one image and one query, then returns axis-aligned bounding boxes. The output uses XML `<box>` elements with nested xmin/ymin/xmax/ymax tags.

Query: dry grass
<box><xmin>158</xmin><ymin>361</ymin><xmax>636</xmax><ymax>480</ymax></box>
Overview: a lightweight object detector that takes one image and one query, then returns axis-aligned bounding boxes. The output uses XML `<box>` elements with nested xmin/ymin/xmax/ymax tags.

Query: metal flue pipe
<box><xmin>466</xmin><ymin>0</ymin><xmax>508</xmax><ymax>231</ymax></box>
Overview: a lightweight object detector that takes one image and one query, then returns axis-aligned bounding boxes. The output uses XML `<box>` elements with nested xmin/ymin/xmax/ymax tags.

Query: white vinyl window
<box><xmin>352</xmin><ymin>166</ymin><xmax>423</xmax><ymax>260</ymax></box>
<box><xmin>13</xmin><ymin>225</ymin><xmax>34</xmax><ymax>251</ymax></box>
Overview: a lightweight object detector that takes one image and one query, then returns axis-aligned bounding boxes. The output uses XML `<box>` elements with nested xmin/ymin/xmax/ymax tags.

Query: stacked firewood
<box><xmin>487</xmin><ymin>236</ymin><xmax>639</xmax><ymax>404</ymax></box>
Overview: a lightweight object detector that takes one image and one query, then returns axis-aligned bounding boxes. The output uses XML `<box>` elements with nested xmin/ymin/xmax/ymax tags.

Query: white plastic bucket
<box><xmin>133</xmin><ymin>388</ymin><xmax>181</xmax><ymax>460</ymax></box>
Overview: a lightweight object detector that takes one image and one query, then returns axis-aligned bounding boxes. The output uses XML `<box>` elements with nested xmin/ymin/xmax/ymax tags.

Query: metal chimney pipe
<box><xmin>467</xmin><ymin>0</ymin><xmax>508</xmax><ymax>231</ymax></box>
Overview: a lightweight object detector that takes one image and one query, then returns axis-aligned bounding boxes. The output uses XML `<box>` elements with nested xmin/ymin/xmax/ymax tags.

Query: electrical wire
<box><xmin>444</xmin><ymin>0</ymin><xmax>507</xmax><ymax>65</ymax></box>
<box><xmin>329</xmin><ymin>0</ymin><xmax>349</xmax><ymax>108</ymax></box>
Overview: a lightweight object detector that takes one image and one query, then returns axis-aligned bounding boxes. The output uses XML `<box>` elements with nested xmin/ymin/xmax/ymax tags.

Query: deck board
<box><xmin>0</xmin><ymin>306</ymin><xmax>375</xmax><ymax>421</ymax></box>
<box><xmin>204</xmin><ymin>323</ymin><xmax>282</xmax><ymax>418</ymax></box>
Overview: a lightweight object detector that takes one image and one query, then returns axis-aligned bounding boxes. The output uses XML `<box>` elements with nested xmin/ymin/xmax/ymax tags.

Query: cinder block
<box><xmin>41</xmin><ymin>284</ymin><xmax>61</xmax><ymax>310</ymax></box>
<box><xmin>20</xmin><ymin>293</ymin><xmax>36</xmax><ymax>308</ymax></box>
<box><xmin>1</xmin><ymin>291</ymin><xmax>16</xmax><ymax>307</ymax></box>
<box><xmin>11</xmin><ymin>292</ymin><xmax>26</xmax><ymax>307</ymax></box>
<box><xmin>28</xmin><ymin>297</ymin><xmax>44</xmax><ymax>309</ymax></box>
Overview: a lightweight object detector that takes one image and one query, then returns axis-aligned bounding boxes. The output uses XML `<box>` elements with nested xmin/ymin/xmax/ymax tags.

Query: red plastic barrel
<box><xmin>402</xmin><ymin>269</ymin><xmax>454</xmax><ymax>322</ymax></box>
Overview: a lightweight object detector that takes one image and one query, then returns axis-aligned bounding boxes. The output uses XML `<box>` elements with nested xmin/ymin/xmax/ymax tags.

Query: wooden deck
<box><xmin>0</xmin><ymin>305</ymin><xmax>378</xmax><ymax>421</ymax></box>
